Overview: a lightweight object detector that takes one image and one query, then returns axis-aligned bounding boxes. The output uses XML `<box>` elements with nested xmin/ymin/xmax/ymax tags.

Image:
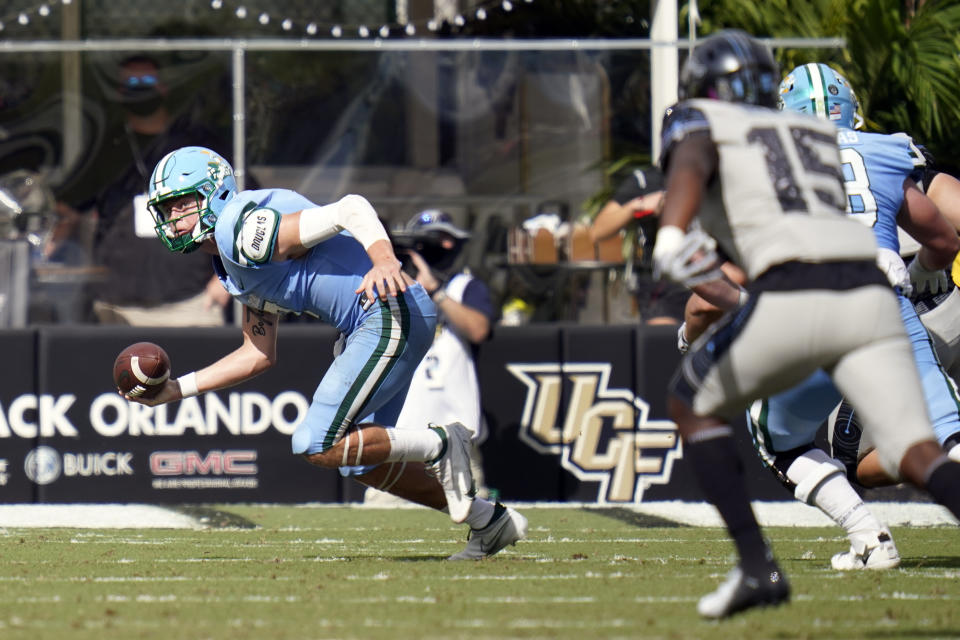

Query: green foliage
<box><xmin>691</xmin><ymin>0</ymin><xmax>960</xmax><ymax>171</ymax></box>
<box><xmin>1</xmin><ymin>506</ymin><xmax>959</xmax><ymax>639</ymax></box>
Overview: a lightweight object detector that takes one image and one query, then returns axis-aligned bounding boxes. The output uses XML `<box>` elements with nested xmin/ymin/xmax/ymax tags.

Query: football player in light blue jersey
<box><xmin>733</xmin><ymin>63</ymin><xmax>960</xmax><ymax>567</ymax></box>
<box><xmin>122</xmin><ymin>146</ymin><xmax>527</xmax><ymax>559</ymax></box>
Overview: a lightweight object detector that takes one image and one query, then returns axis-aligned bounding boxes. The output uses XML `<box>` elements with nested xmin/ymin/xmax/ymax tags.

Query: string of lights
<box><xmin>0</xmin><ymin>0</ymin><xmax>71</xmax><ymax>33</ymax></box>
<box><xmin>0</xmin><ymin>0</ymin><xmax>535</xmax><ymax>38</ymax></box>
<box><xmin>208</xmin><ymin>0</ymin><xmax>533</xmax><ymax>38</ymax></box>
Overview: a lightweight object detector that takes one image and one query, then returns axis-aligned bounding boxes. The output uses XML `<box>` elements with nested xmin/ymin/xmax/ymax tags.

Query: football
<box><xmin>113</xmin><ymin>342</ymin><xmax>171</xmax><ymax>399</ymax></box>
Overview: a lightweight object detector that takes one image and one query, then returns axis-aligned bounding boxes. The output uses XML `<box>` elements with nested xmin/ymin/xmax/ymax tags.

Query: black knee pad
<box><xmin>831</xmin><ymin>400</ymin><xmax>861</xmax><ymax>482</ymax></box>
<box><xmin>767</xmin><ymin>443</ymin><xmax>818</xmax><ymax>495</ymax></box>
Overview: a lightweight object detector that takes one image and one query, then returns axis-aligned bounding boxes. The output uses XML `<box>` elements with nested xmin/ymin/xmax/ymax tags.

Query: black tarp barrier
<box><xmin>0</xmin><ymin>324</ymin><xmax>837</xmax><ymax>504</ymax></box>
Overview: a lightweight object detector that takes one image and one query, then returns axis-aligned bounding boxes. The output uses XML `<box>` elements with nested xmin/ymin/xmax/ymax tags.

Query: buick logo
<box><xmin>24</xmin><ymin>446</ymin><xmax>62</xmax><ymax>485</ymax></box>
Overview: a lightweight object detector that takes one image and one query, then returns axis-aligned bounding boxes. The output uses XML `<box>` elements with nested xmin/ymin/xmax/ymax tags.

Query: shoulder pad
<box><xmin>659</xmin><ymin>102</ymin><xmax>711</xmax><ymax>169</ymax></box>
<box><xmin>238</xmin><ymin>207</ymin><xmax>280</xmax><ymax>265</ymax></box>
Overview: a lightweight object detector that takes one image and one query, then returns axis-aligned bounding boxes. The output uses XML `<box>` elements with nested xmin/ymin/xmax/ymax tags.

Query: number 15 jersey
<box><xmin>660</xmin><ymin>99</ymin><xmax>878</xmax><ymax>280</ymax></box>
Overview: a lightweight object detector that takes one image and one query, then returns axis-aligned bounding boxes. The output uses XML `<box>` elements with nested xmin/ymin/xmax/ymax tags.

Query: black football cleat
<box><xmin>697</xmin><ymin>564</ymin><xmax>790</xmax><ymax>619</ymax></box>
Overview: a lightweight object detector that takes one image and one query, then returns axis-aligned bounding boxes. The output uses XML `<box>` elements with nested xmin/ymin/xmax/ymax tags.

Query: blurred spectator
<box><xmin>391</xmin><ymin>210</ymin><xmax>497</xmax><ymax>498</ymax></box>
<box><xmin>590</xmin><ymin>165</ymin><xmax>690</xmax><ymax>325</ymax></box>
<box><xmin>60</xmin><ymin>54</ymin><xmax>233</xmax><ymax>325</ymax></box>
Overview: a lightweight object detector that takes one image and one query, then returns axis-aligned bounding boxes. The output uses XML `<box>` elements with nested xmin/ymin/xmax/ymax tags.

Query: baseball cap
<box><xmin>405</xmin><ymin>209</ymin><xmax>470</xmax><ymax>239</ymax></box>
<box><xmin>629</xmin><ymin>166</ymin><xmax>664</xmax><ymax>195</ymax></box>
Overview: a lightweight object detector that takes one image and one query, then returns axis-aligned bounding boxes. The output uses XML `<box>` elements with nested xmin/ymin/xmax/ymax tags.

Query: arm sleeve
<box><xmin>298</xmin><ymin>194</ymin><xmax>389</xmax><ymax>250</ymax></box>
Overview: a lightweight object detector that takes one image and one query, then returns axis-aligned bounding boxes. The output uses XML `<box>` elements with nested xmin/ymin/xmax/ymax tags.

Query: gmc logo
<box><xmin>150</xmin><ymin>450</ymin><xmax>258</xmax><ymax>476</ymax></box>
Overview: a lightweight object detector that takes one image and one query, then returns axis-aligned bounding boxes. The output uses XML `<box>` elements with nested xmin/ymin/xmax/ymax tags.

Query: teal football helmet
<box><xmin>146</xmin><ymin>146</ymin><xmax>237</xmax><ymax>253</ymax></box>
<box><xmin>778</xmin><ymin>63</ymin><xmax>863</xmax><ymax>130</ymax></box>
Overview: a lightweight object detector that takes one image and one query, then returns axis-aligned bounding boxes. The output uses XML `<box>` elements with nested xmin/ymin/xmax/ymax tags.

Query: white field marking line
<box><xmin>340</xmin><ymin>596</ymin><xmax>439</xmax><ymax>604</ymax></box>
<box><xmin>60</xmin><ymin>537</ymin><xmax>352</xmax><ymax>546</ymax></box>
<box><xmin>3</xmin><ymin>590</ymin><xmax>958</xmax><ymax>609</ymax></box>
<box><xmin>505</xmin><ymin>618</ymin><xmax>632</xmax><ymax>630</ymax></box>
<box><xmin>2</xmin><ymin>500</ymin><xmax>953</xmax><ymax>529</ymax></box>
<box><xmin>3</xmin><ymin>596</ymin><xmax>63</xmax><ymax>604</ymax></box>
<box><xmin>0</xmin><ymin>576</ymin><xmax>298</xmax><ymax>583</ymax></box>
<box><xmin>448</xmin><ymin>619</ymin><xmax>635</xmax><ymax>631</ymax></box>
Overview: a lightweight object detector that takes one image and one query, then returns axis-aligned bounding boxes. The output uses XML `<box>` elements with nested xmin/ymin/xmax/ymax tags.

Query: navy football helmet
<box><xmin>680</xmin><ymin>30</ymin><xmax>780</xmax><ymax>108</ymax></box>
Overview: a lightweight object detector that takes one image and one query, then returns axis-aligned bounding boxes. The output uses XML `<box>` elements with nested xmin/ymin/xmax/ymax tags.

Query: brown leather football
<box><xmin>113</xmin><ymin>342</ymin><xmax>171</xmax><ymax>399</ymax></box>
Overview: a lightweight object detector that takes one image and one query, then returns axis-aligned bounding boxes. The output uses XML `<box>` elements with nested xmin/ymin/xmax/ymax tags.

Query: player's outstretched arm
<box><xmin>125</xmin><ymin>306</ymin><xmax>279</xmax><ymax>407</ymax></box>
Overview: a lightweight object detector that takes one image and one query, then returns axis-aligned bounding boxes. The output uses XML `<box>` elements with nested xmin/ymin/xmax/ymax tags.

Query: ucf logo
<box><xmin>508</xmin><ymin>363</ymin><xmax>681</xmax><ymax>503</ymax></box>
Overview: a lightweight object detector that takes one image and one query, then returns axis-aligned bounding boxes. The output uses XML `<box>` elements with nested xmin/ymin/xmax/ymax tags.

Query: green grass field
<box><xmin>1</xmin><ymin>505</ymin><xmax>959</xmax><ymax>639</ymax></box>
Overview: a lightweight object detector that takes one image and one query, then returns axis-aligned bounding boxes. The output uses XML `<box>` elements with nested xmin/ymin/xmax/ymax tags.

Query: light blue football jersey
<box><xmin>212</xmin><ymin>188</ymin><xmax>376</xmax><ymax>333</ymax></box>
<box><xmin>751</xmin><ymin>129</ymin><xmax>959</xmax><ymax>455</ymax></box>
<box><xmin>837</xmin><ymin>129</ymin><xmax>922</xmax><ymax>251</ymax></box>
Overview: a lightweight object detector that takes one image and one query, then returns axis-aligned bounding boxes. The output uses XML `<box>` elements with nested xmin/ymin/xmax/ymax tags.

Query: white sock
<box><xmin>464</xmin><ymin>497</ymin><xmax>496</xmax><ymax>530</ymax></box>
<box><xmin>786</xmin><ymin>449</ymin><xmax>884</xmax><ymax>538</ymax></box>
<box><xmin>810</xmin><ymin>474</ymin><xmax>884</xmax><ymax>537</ymax></box>
<box><xmin>384</xmin><ymin>428</ymin><xmax>443</xmax><ymax>463</ymax></box>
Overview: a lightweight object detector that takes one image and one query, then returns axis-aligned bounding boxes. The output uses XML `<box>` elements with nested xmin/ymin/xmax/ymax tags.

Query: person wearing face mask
<box><xmin>79</xmin><ymin>54</ymin><xmax>234</xmax><ymax>326</ymax></box>
<box><xmin>383</xmin><ymin>210</ymin><xmax>500</xmax><ymax>517</ymax></box>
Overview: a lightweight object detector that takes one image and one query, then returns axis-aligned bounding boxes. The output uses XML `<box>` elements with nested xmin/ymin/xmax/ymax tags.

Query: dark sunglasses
<box><xmin>123</xmin><ymin>74</ymin><xmax>158</xmax><ymax>88</ymax></box>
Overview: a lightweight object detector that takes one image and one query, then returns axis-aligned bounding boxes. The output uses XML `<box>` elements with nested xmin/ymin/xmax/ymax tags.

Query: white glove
<box><xmin>677</xmin><ymin>322</ymin><xmax>690</xmax><ymax>354</ymax></box>
<box><xmin>907</xmin><ymin>255</ymin><xmax>949</xmax><ymax>296</ymax></box>
<box><xmin>652</xmin><ymin>226</ymin><xmax>723</xmax><ymax>287</ymax></box>
<box><xmin>948</xmin><ymin>442</ymin><xmax>960</xmax><ymax>464</ymax></box>
<box><xmin>875</xmin><ymin>247</ymin><xmax>912</xmax><ymax>297</ymax></box>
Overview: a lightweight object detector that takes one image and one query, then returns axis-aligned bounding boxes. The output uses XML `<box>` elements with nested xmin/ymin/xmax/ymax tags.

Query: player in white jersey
<box><xmin>121</xmin><ymin>146</ymin><xmax>526</xmax><ymax>559</ymax></box>
<box><xmin>652</xmin><ymin>30</ymin><xmax>960</xmax><ymax>619</ymax></box>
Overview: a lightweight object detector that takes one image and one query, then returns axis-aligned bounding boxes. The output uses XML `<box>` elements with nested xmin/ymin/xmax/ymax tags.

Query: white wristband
<box><xmin>177</xmin><ymin>372</ymin><xmax>200</xmax><ymax>399</ymax></box>
<box><xmin>737</xmin><ymin>288</ymin><xmax>750</xmax><ymax>307</ymax></box>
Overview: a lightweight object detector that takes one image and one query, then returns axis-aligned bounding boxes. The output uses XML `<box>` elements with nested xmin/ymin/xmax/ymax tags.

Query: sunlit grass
<box><xmin>0</xmin><ymin>506</ymin><xmax>958</xmax><ymax>639</ymax></box>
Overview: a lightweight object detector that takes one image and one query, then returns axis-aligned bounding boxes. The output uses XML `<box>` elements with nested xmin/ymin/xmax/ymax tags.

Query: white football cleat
<box><xmin>430</xmin><ymin>422</ymin><xmax>475</xmax><ymax>524</ymax></box>
<box><xmin>448</xmin><ymin>503</ymin><xmax>528</xmax><ymax>560</ymax></box>
<box><xmin>831</xmin><ymin>528</ymin><xmax>900</xmax><ymax>570</ymax></box>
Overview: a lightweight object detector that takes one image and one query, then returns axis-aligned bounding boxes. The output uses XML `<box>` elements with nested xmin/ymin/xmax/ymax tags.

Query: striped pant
<box><xmin>291</xmin><ymin>288</ymin><xmax>437</xmax><ymax>476</ymax></box>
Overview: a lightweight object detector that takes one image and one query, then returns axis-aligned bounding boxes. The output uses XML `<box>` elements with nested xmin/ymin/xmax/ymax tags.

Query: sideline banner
<box><xmin>2</xmin><ymin>324</ymin><xmax>810</xmax><ymax>503</ymax></box>
<box><xmin>29</xmin><ymin>326</ymin><xmax>344</xmax><ymax>503</ymax></box>
<box><xmin>479</xmin><ymin>324</ymin><xmax>785</xmax><ymax>504</ymax></box>
<box><xmin>0</xmin><ymin>330</ymin><xmax>38</xmax><ymax>502</ymax></box>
